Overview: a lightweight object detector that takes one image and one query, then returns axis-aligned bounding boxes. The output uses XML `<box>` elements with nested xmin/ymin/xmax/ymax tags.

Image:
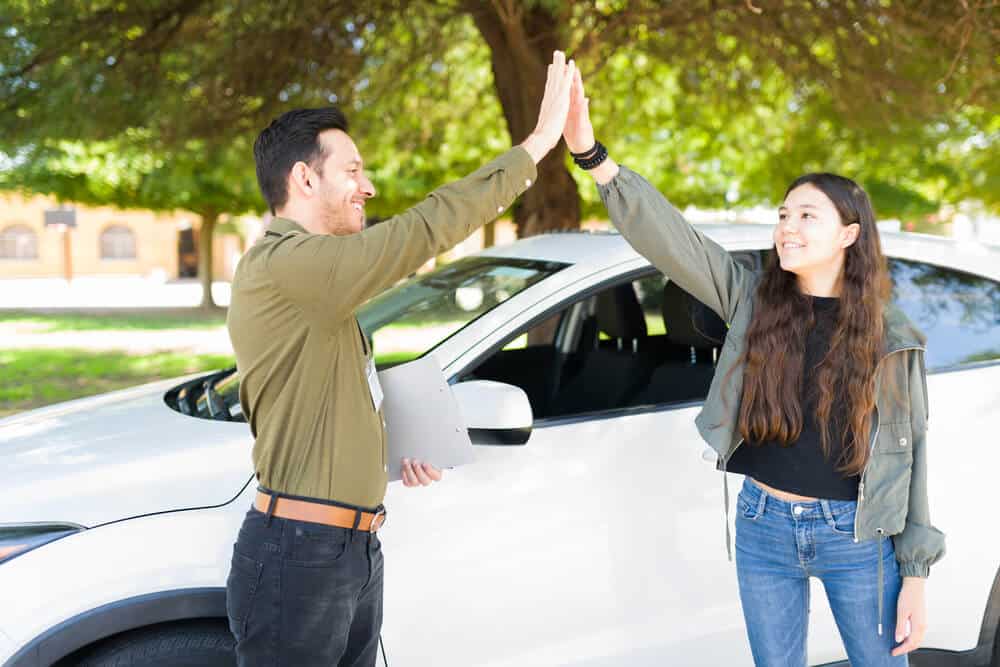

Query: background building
<box><xmin>0</xmin><ymin>194</ymin><xmax>246</xmax><ymax>282</ymax></box>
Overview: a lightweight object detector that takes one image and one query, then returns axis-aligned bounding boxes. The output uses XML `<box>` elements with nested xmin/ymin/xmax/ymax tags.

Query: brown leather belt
<box><xmin>254</xmin><ymin>491</ymin><xmax>386</xmax><ymax>533</ymax></box>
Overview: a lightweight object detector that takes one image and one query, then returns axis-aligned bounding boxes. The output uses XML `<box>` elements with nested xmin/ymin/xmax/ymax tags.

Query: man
<box><xmin>225</xmin><ymin>52</ymin><xmax>576</xmax><ymax>665</ymax></box>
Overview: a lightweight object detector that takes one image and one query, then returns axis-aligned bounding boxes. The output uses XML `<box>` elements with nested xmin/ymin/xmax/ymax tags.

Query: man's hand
<box><xmin>520</xmin><ymin>51</ymin><xmax>575</xmax><ymax>164</ymax></box>
<box><xmin>892</xmin><ymin>577</ymin><xmax>927</xmax><ymax>656</ymax></box>
<box><xmin>400</xmin><ymin>458</ymin><xmax>443</xmax><ymax>487</ymax></box>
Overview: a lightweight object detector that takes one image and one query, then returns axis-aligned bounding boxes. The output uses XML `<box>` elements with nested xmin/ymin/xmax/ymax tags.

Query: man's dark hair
<box><xmin>253</xmin><ymin>107</ymin><xmax>349</xmax><ymax>214</ymax></box>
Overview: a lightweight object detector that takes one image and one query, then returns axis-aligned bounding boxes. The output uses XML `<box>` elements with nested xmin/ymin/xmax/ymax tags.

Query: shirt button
<box><xmin>899</xmin><ymin>437</ymin><xmax>908</xmax><ymax>447</ymax></box>
<box><xmin>525</xmin><ymin>178</ymin><xmax>532</xmax><ymax>187</ymax></box>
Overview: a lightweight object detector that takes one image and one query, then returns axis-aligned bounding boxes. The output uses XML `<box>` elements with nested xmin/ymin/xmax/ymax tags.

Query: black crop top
<box><xmin>726</xmin><ymin>295</ymin><xmax>861</xmax><ymax>500</ymax></box>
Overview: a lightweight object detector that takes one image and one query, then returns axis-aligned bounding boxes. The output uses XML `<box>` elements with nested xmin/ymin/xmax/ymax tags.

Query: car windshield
<box><xmin>358</xmin><ymin>256</ymin><xmax>567</xmax><ymax>369</ymax></box>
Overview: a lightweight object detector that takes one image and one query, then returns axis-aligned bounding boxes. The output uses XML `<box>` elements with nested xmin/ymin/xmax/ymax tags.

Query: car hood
<box><xmin>1</xmin><ymin>376</ymin><xmax>254</xmax><ymax>527</ymax></box>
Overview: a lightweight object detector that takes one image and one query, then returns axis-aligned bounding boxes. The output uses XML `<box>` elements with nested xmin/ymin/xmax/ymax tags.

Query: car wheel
<box><xmin>68</xmin><ymin>620</ymin><xmax>235</xmax><ymax>667</ymax></box>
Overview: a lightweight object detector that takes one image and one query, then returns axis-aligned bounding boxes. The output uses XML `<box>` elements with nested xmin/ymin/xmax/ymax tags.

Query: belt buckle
<box><xmin>369</xmin><ymin>507</ymin><xmax>386</xmax><ymax>533</ymax></box>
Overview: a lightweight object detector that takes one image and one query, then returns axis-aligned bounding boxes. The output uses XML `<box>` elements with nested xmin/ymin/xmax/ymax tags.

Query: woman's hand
<box><xmin>891</xmin><ymin>577</ymin><xmax>927</xmax><ymax>656</ymax></box>
<box><xmin>563</xmin><ymin>67</ymin><xmax>619</xmax><ymax>184</ymax></box>
<box><xmin>520</xmin><ymin>51</ymin><xmax>576</xmax><ymax>164</ymax></box>
<box><xmin>563</xmin><ymin>67</ymin><xmax>595</xmax><ymax>155</ymax></box>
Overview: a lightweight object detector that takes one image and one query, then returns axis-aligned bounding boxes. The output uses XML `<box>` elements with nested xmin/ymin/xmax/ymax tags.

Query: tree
<box><xmin>0</xmin><ymin>134</ymin><xmax>260</xmax><ymax>308</ymax></box>
<box><xmin>1</xmin><ymin>0</ymin><xmax>996</xmax><ymax>237</ymax></box>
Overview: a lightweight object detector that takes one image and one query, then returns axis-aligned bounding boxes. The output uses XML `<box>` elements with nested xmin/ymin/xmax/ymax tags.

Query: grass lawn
<box><xmin>0</xmin><ymin>348</ymin><xmax>233</xmax><ymax>419</ymax></box>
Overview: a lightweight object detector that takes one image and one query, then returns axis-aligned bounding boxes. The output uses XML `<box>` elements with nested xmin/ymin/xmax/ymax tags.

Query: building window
<box><xmin>0</xmin><ymin>225</ymin><xmax>38</xmax><ymax>260</ymax></box>
<box><xmin>99</xmin><ymin>224</ymin><xmax>137</xmax><ymax>260</ymax></box>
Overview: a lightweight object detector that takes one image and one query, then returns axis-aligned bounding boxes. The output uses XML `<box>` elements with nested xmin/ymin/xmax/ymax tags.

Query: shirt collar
<box><xmin>265</xmin><ymin>217</ymin><xmax>308</xmax><ymax>236</ymax></box>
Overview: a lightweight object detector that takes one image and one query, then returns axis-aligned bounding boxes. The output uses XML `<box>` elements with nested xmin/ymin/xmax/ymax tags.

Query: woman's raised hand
<box><xmin>563</xmin><ymin>67</ymin><xmax>595</xmax><ymax>155</ymax></box>
<box><xmin>520</xmin><ymin>51</ymin><xmax>576</xmax><ymax>164</ymax></box>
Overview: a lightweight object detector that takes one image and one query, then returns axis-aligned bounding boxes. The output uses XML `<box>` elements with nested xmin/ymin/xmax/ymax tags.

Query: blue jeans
<box><xmin>735</xmin><ymin>478</ymin><xmax>907</xmax><ymax>667</ymax></box>
<box><xmin>226</xmin><ymin>507</ymin><xmax>384</xmax><ymax>666</ymax></box>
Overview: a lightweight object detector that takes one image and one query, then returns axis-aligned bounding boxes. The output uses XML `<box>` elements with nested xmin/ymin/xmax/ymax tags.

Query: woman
<box><xmin>561</xmin><ymin>69</ymin><xmax>945</xmax><ymax>666</ymax></box>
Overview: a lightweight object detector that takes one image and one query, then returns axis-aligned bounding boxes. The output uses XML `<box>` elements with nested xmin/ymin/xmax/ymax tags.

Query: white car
<box><xmin>3</xmin><ymin>226</ymin><xmax>999</xmax><ymax>667</ymax></box>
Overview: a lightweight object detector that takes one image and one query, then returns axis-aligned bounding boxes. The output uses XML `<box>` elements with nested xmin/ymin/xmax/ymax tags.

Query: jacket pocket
<box><xmin>865</xmin><ymin>421</ymin><xmax>913</xmax><ymax>534</ymax></box>
<box><xmin>226</xmin><ymin>551</ymin><xmax>264</xmax><ymax>641</ymax></box>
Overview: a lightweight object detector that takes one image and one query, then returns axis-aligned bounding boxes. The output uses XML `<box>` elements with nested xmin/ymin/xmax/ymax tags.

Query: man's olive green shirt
<box><xmin>227</xmin><ymin>147</ymin><xmax>536</xmax><ymax>509</ymax></box>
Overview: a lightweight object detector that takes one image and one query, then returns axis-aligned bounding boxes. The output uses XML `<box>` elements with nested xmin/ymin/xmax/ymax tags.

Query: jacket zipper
<box><xmin>853</xmin><ymin>345</ymin><xmax>925</xmax><ymax>542</ymax></box>
<box><xmin>721</xmin><ymin>437</ymin><xmax>745</xmax><ymax>471</ymax></box>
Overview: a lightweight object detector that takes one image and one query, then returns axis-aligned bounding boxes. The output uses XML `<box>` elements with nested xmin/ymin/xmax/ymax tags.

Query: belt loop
<box><xmin>264</xmin><ymin>493</ymin><xmax>278</xmax><ymax>527</ymax></box>
<box><xmin>348</xmin><ymin>509</ymin><xmax>362</xmax><ymax>544</ymax></box>
<box><xmin>819</xmin><ymin>499</ymin><xmax>833</xmax><ymax>524</ymax></box>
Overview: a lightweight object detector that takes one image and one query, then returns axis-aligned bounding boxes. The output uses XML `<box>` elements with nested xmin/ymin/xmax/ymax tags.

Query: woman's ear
<box><xmin>842</xmin><ymin>222</ymin><xmax>861</xmax><ymax>249</ymax></box>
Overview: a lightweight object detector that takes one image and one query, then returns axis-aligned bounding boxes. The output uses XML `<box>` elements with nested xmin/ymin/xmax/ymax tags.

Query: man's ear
<box><xmin>842</xmin><ymin>222</ymin><xmax>861</xmax><ymax>248</ymax></box>
<box><xmin>288</xmin><ymin>161</ymin><xmax>314</xmax><ymax>199</ymax></box>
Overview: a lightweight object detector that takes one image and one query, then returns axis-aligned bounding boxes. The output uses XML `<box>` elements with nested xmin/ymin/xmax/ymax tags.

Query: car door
<box><xmin>377</xmin><ymin>268</ymin><xmax>753</xmax><ymax>666</ymax></box>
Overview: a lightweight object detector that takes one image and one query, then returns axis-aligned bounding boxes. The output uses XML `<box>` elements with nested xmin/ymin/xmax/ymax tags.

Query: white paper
<box><xmin>377</xmin><ymin>355</ymin><xmax>474</xmax><ymax>481</ymax></box>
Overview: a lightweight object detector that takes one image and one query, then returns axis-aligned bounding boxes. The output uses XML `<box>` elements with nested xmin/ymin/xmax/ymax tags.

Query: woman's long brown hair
<box><xmin>735</xmin><ymin>173</ymin><xmax>891</xmax><ymax>475</ymax></box>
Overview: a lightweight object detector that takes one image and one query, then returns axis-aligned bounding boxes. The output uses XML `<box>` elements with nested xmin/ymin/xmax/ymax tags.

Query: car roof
<box><xmin>479</xmin><ymin>224</ymin><xmax>1000</xmax><ymax>281</ymax></box>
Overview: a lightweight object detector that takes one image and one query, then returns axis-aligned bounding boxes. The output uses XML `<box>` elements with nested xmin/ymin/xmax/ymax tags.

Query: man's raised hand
<box><xmin>520</xmin><ymin>51</ymin><xmax>576</xmax><ymax>164</ymax></box>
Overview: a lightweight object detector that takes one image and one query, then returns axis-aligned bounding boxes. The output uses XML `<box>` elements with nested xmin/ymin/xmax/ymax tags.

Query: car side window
<box><xmin>889</xmin><ymin>258</ymin><xmax>1000</xmax><ymax>369</ymax></box>
<box><xmin>501</xmin><ymin>312</ymin><xmax>562</xmax><ymax>351</ymax></box>
<box><xmin>463</xmin><ymin>272</ymin><xmax>728</xmax><ymax>420</ymax></box>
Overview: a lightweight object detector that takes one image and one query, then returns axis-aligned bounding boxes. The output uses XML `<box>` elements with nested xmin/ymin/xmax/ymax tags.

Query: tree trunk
<box><xmin>467</xmin><ymin>2</ymin><xmax>580</xmax><ymax>237</ymax></box>
<box><xmin>197</xmin><ymin>211</ymin><xmax>219</xmax><ymax>310</ymax></box>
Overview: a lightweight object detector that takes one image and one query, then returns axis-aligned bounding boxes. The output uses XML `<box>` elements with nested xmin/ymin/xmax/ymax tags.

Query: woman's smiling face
<box><xmin>774</xmin><ymin>182</ymin><xmax>859</xmax><ymax>278</ymax></box>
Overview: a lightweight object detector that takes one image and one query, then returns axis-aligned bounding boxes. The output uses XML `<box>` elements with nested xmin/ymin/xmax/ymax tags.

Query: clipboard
<box><xmin>377</xmin><ymin>355</ymin><xmax>475</xmax><ymax>481</ymax></box>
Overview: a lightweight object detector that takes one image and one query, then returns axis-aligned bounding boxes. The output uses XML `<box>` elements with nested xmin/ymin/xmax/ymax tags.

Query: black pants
<box><xmin>226</xmin><ymin>506</ymin><xmax>384</xmax><ymax>666</ymax></box>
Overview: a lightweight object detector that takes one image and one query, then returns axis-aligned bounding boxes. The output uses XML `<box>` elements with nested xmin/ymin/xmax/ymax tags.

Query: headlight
<box><xmin>0</xmin><ymin>524</ymin><xmax>83</xmax><ymax>564</ymax></box>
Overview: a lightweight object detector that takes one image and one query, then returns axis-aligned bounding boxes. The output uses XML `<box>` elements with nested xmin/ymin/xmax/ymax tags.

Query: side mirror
<box><xmin>451</xmin><ymin>380</ymin><xmax>533</xmax><ymax>446</ymax></box>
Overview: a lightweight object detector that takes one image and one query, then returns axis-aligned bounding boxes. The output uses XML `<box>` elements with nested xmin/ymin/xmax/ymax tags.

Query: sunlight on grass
<box><xmin>0</xmin><ymin>349</ymin><xmax>234</xmax><ymax>418</ymax></box>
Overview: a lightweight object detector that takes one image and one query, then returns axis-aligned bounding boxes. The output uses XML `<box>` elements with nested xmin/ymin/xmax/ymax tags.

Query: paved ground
<box><xmin>0</xmin><ymin>277</ymin><xmax>231</xmax><ymax>309</ymax></box>
<box><xmin>0</xmin><ymin>278</ymin><xmax>234</xmax><ymax>353</ymax></box>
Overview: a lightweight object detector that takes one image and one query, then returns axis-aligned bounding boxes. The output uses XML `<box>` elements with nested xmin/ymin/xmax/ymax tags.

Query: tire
<box><xmin>68</xmin><ymin>620</ymin><xmax>236</xmax><ymax>667</ymax></box>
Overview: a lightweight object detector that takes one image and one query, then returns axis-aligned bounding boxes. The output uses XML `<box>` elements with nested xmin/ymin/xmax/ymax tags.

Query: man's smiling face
<box><xmin>312</xmin><ymin>129</ymin><xmax>376</xmax><ymax>236</ymax></box>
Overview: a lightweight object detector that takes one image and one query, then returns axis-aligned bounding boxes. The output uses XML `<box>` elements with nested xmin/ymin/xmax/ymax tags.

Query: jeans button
<box><xmin>793</xmin><ymin>505</ymin><xmax>804</xmax><ymax>515</ymax></box>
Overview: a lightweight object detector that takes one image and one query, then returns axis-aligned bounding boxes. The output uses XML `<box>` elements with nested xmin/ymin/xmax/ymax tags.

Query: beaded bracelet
<box><xmin>570</xmin><ymin>141</ymin><xmax>608</xmax><ymax>170</ymax></box>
